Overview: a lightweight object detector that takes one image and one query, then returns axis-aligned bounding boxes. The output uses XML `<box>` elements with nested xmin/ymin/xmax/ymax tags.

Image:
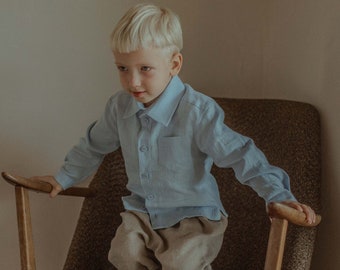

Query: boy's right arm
<box><xmin>31</xmin><ymin>96</ymin><xmax>120</xmax><ymax>196</ymax></box>
<box><xmin>30</xmin><ymin>175</ymin><xmax>63</xmax><ymax>198</ymax></box>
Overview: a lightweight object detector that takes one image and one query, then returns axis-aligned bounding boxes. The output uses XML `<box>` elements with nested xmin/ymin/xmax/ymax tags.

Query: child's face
<box><xmin>114</xmin><ymin>47</ymin><xmax>182</xmax><ymax>107</ymax></box>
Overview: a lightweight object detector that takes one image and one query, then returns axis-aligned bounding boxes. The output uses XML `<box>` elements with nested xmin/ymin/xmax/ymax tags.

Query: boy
<box><xmin>33</xmin><ymin>3</ymin><xmax>316</xmax><ymax>269</ymax></box>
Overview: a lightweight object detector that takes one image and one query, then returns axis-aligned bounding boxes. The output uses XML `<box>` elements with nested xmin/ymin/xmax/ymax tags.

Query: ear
<box><xmin>170</xmin><ymin>53</ymin><xmax>183</xmax><ymax>76</ymax></box>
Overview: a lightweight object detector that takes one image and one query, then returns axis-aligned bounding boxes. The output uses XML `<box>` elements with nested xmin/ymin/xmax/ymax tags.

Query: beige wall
<box><xmin>0</xmin><ymin>0</ymin><xmax>338</xmax><ymax>269</ymax></box>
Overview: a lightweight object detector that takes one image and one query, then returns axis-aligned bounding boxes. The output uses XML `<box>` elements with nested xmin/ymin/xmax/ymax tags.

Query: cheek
<box><xmin>142</xmin><ymin>73</ymin><xmax>156</xmax><ymax>86</ymax></box>
<box><xmin>118</xmin><ymin>74</ymin><xmax>128</xmax><ymax>87</ymax></box>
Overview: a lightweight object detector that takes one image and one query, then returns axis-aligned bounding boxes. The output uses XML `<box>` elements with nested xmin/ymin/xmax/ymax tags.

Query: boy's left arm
<box><xmin>194</xmin><ymin>101</ymin><xmax>317</xmax><ymax>225</ymax></box>
<box><xmin>272</xmin><ymin>200</ymin><xmax>317</xmax><ymax>225</ymax></box>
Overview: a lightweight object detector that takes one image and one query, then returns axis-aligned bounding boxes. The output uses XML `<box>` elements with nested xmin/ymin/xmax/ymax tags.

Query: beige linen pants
<box><xmin>108</xmin><ymin>210</ymin><xmax>228</xmax><ymax>270</ymax></box>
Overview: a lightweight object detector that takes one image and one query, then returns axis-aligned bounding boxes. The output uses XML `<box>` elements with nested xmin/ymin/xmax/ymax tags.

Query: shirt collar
<box><xmin>123</xmin><ymin>76</ymin><xmax>185</xmax><ymax>126</ymax></box>
<box><xmin>148</xmin><ymin>76</ymin><xmax>185</xmax><ymax>126</ymax></box>
<box><xmin>123</xmin><ymin>97</ymin><xmax>144</xmax><ymax>119</ymax></box>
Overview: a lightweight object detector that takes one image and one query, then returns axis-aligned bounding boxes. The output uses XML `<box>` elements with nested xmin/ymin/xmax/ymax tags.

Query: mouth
<box><xmin>131</xmin><ymin>91</ymin><xmax>146</xmax><ymax>98</ymax></box>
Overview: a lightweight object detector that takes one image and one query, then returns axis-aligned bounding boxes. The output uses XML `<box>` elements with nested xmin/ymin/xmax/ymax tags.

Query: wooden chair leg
<box><xmin>264</xmin><ymin>218</ymin><xmax>288</xmax><ymax>270</ymax></box>
<box><xmin>15</xmin><ymin>186</ymin><xmax>36</xmax><ymax>270</ymax></box>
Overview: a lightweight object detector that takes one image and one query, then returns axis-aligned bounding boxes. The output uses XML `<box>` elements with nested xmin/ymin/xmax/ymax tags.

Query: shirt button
<box><xmin>147</xmin><ymin>195</ymin><xmax>155</xmax><ymax>200</ymax></box>
<box><xmin>141</xmin><ymin>173</ymin><xmax>149</xmax><ymax>180</ymax></box>
<box><xmin>139</xmin><ymin>145</ymin><xmax>149</xmax><ymax>152</ymax></box>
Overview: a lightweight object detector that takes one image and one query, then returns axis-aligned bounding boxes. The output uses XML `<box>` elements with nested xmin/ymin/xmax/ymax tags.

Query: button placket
<box><xmin>138</xmin><ymin>115</ymin><xmax>155</xmax><ymax>202</ymax></box>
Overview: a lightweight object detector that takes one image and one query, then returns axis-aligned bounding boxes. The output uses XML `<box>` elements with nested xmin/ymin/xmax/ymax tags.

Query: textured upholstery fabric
<box><xmin>63</xmin><ymin>98</ymin><xmax>321</xmax><ymax>270</ymax></box>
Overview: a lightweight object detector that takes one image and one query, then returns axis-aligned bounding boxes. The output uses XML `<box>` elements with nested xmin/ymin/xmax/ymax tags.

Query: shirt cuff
<box><xmin>266</xmin><ymin>190</ymin><xmax>297</xmax><ymax>204</ymax></box>
<box><xmin>54</xmin><ymin>170</ymin><xmax>76</xmax><ymax>190</ymax></box>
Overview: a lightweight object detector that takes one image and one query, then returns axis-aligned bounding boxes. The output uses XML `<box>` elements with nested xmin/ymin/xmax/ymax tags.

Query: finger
<box><xmin>280</xmin><ymin>201</ymin><xmax>317</xmax><ymax>225</ymax></box>
<box><xmin>50</xmin><ymin>185</ymin><xmax>63</xmax><ymax>198</ymax></box>
<box><xmin>302</xmin><ymin>205</ymin><xmax>316</xmax><ymax>224</ymax></box>
<box><xmin>294</xmin><ymin>203</ymin><xmax>316</xmax><ymax>224</ymax></box>
<box><xmin>295</xmin><ymin>203</ymin><xmax>310</xmax><ymax>223</ymax></box>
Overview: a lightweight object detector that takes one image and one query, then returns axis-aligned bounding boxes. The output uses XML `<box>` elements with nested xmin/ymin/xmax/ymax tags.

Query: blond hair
<box><xmin>111</xmin><ymin>3</ymin><xmax>183</xmax><ymax>54</ymax></box>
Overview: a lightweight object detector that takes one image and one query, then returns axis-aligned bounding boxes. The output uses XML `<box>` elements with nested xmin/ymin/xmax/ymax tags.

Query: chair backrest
<box><xmin>63</xmin><ymin>98</ymin><xmax>321</xmax><ymax>270</ymax></box>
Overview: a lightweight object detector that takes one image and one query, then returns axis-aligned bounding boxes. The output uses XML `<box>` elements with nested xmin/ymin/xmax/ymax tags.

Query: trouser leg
<box><xmin>154</xmin><ymin>216</ymin><xmax>228</xmax><ymax>270</ymax></box>
<box><xmin>108</xmin><ymin>211</ymin><xmax>161</xmax><ymax>270</ymax></box>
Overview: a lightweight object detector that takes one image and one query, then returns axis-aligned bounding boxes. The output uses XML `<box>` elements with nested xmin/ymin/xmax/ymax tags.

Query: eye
<box><xmin>141</xmin><ymin>66</ymin><xmax>151</xmax><ymax>72</ymax></box>
<box><xmin>117</xmin><ymin>66</ymin><xmax>128</xmax><ymax>72</ymax></box>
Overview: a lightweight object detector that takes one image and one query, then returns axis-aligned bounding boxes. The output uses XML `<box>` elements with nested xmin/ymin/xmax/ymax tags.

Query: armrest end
<box><xmin>2</xmin><ymin>172</ymin><xmax>95</xmax><ymax>197</ymax></box>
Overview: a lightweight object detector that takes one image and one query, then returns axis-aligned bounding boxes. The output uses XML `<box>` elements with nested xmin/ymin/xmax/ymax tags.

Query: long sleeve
<box><xmin>55</xmin><ymin>96</ymin><xmax>120</xmax><ymax>190</ymax></box>
<box><xmin>195</xmin><ymin>100</ymin><xmax>297</xmax><ymax>203</ymax></box>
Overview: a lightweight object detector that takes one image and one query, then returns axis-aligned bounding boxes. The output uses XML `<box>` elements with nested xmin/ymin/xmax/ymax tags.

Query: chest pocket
<box><xmin>158</xmin><ymin>136</ymin><xmax>191</xmax><ymax>171</ymax></box>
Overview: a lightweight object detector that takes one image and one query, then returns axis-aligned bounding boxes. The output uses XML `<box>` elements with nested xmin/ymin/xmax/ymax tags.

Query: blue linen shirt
<box><xmin>55</xmin><ymin>76</ymin><xmax>296</xmax><ymax>229</ymax></box>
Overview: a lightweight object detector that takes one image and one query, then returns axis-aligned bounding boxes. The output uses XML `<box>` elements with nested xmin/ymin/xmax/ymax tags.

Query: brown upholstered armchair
<box><xmin>2</xmin><ymin>98</ymin><xmax>321</xmax><ymax>270</ymax></box>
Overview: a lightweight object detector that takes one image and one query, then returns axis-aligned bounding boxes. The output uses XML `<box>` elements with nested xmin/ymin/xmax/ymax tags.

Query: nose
<box><xmin>128</xmin><ymin>71</ymin><xmax>141</xmax><ymax>88</ymax></box>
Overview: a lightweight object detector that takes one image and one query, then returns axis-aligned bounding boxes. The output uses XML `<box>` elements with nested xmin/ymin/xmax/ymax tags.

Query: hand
<box><xmin>279</xmin><ymin>200</ymin><xmax>316</xmax><ymax>225</ymax></box>
<box><xmin>30</xmin><ymin>175</ymin><xmax>63</xmax><ymax>198</ymax></box>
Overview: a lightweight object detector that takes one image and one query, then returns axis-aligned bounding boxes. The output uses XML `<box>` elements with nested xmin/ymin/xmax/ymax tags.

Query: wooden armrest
<box><xmin>2</xmin><ymin>172</ymin><xmax>95</xmax><ymax>197</ymax></box>
<box><xmin>267</xmin><ymin>202</ymin><xmax>321</xmax><ymax>227</ymax></box>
